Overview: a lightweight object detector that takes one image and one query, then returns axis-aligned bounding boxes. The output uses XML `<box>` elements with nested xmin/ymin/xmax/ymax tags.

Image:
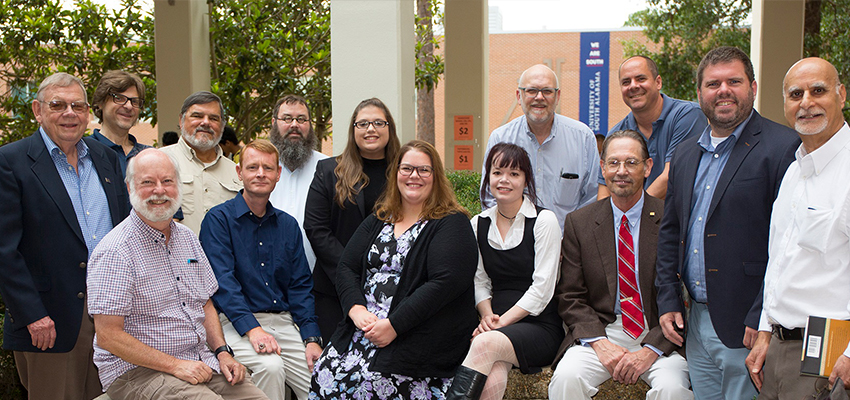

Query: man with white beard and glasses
<box><xmin>161</xmin><ymin>91</ymin><xmax>242</xmax><ymax>235</ymax></box>
<box><xmin>87</xmin><ymin>149</ymin><xmax>268</xmax><ymax>400</ymax></box>
<box><xmin>268</xmin><ymin>95</ymin><xmax>328</xmax><ymax>270</ymax></box>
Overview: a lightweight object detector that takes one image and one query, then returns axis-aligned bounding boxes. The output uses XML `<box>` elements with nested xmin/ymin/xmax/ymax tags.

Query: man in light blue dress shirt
<box><xmin>481</xmin><ymin>64</ymin><xmax>600</xmax><ymax>231</ymax></box>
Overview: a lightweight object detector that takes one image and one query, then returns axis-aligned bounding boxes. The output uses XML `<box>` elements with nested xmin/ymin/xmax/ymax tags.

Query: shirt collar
<box><xmin>91</xmin><ymin>128</ymin><xmax>141</xmax><ymax>148</ymax></box>
<box><xmin>129</xmin><ymin>209</ymin><xmax>175</xmax><ymax>244</ymax></box>
<box><xmin>697</xmin><ymin>110</ymin><xmax>753</xmax><ymax>152</ymax></box>
<box><xmin>176</xmin><ymin>136</ymin><xmax>224</xmax><ymax>164</ymax></box>
<box><xmin>610</xmin><ymin>191</ymin><xmax>645</xmax><ymax>229</ymax></box>
<box><xmin>797</xmin><ymin>122</ymin><xmax>850</xmax><ymax>177</ymax></box>
<box><xmin>39</xmin><ymin>127</ymin><xmax>89</xmax><ymax>159</ymax></box>
<box><xmin>232</xmin><ymin>190</ymin><xmax>277</xmax><ymax>222</ymax></box>
<box><xmin>481</xmin><ymin>195</ymin><xmax>538</xmax><ymax>219</ymax></box>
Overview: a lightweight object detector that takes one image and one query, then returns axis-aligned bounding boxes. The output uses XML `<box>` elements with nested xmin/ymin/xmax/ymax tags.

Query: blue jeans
<box><xmin>686</xmin><ymin>302</ymin><xmax>757</xmax><ymax>400</ymax></box>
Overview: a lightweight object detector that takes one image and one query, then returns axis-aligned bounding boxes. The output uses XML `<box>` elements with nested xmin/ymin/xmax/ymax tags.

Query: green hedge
<box><xmin>447</xmin><ymin>170</ymin><xmax>482</xmax><ymax>217</ymax></box>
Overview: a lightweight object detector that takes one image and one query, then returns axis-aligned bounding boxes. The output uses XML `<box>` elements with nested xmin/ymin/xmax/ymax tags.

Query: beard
<box><xmin>182</xmin><ymin>125</ymin><xmax>221</xmax><ymax>152</ymax></box>
<box><xmin>130</xmin><ymin>189</ymin><xmax>182</xmax><ymax>223</ymax></box>
<box><xmin>270</xmin><ymin>122</ymin><xmax>317</xmax><ymax>171</ymax></box>
<box><xmin>794</xmin><ymin>106</ymin><xmax>830</xmax><ymax>136</ymax></box>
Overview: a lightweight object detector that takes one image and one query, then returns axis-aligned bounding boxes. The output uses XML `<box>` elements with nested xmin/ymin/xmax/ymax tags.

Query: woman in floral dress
<box><xmin>310</xmin><ymin>140</ymin><xmax>479</xmax><ymax>400</ymax></box>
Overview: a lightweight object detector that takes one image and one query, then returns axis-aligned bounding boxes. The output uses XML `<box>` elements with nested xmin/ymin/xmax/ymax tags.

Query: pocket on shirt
<box><xmin>218</xmin><ymin>178</ymin><xmax>242</xmax><ymax>195</ymax></box>
<box><xmin>179</xmin><ymin>174</ymin><xmax>195</xmax><ymax>214</ymax></box>
<box><xmin>797</xmin><ymin>207</ymin><xmax>835</xmax><ymax>253</ymax></box>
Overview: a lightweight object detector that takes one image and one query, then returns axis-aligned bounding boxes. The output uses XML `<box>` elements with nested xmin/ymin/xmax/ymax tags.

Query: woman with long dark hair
<box><xmin>304</xmin><ymin>98</ymin><xmax>401</xmax><ymax>343</ymax></box>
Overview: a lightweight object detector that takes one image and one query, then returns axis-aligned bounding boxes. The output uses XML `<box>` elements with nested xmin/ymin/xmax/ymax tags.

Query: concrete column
<box><xmin>443</xmin><ymin>0</ymin><xmax>488</xmax><ymax>172</ymax></box>
<box><xmin>330</xmin><ymin>0</ymin><xmax>415</xmax><ymax>155</ymax></box>
<box><xmin>153</xmin><ymin>0</ymin><xmax>211</xmax><ymax>137</ymax></box>
<box><xmin>751</xmin><ymin>0</ymin><xmax>805</xmax><ymax>124</ymax></box>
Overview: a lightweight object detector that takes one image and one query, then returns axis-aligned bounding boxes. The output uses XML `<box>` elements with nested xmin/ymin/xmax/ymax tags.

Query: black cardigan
<box><xmin>331</xmin><ymin>212</ymin><xmax>479</xmax><ymax>378</ymax></box>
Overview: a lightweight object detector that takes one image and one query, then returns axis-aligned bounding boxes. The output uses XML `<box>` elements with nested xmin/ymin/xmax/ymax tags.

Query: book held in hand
<box><xmin>802</xmin><ymin>316</ymin><xmax>850</xmax><ymax>377</ymax></box>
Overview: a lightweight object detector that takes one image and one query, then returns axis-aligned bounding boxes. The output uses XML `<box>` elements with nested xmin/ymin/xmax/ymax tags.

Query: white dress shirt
<box><xmin>269</xmin><ymin>150</ymin><xmax>328</xmax><ymax>271</ymax></box>
<box><xmin>760</xmin><ymin>123</ymin><xmax>850</xmax><ymax>357</ymax></box>
<box><xmin>471</xmin><ymin>196</ymin><xmax>562</xmax><ymax>316</ymax></box>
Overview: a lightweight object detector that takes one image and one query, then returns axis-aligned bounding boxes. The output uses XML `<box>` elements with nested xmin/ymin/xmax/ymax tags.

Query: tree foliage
<box><xmin>804</xmin><ymin>0</ymin><xmax>850</xmax><ymax>119</ymax></box>
<box><xmin>622</xmin><ymin>0</ymin><xmax>751</xmax><ymax>102</ymax></box>
<box><xmin>0</xmin><ymin>0</ymin><xmax>155</xmax><ymax>145</ymax></box>
<box><xmin>209</xmin><ymin>0</ymin><xmax>331</xmax><ymax>145</ymax></box>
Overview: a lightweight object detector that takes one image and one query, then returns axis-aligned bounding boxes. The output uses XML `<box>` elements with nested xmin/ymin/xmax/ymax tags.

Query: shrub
<box><xmin>448</xmin><ymin>170</ymin><xmax>482</xmax><ymax>217</ymax></box>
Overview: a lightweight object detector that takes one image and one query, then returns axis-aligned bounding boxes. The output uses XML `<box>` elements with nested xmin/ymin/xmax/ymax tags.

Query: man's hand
<box><xmin>613</xmin><ymin>347</ymin><xmax>659</xmax><ymax>384</ymax></box>
<box><xmin>743</xmin><ymin>326</ymin><xmax>758</xmax><ymax>349</ymax></box>
<box><xmin>246</xmin><ymin>326</ymin><xmax>281</xmax><ymax>355</ymax></box>
<box><xmin>363</xmin><ymin>319</ymin><xmax>397</xmax><ymax>348</ymax></box>
<box><xmin>171</xmin><ymin>359</ymin><xmax>214</xmax><ymax>385</ymax></box>
<box><xmin>829</xmin><ymin>355</ymin><xmax>850</xmax><ymax>389</ymax></box>
<box><xmin>27</xmin><ymin>316</ymin><xmax>56</xmax><ymax>351</ymax></box>
<box><xmin>305</xmin><ymin>342</ymin><xmax>322</xmax><ymax>372</ymax></box>
<box><xmin>472</xmin><ymin>314</ymin><xmax>500</xmax><ymax>337</ymax></box>
<box><xmin>659</xmin><ymin>312</ymin><xmax>684</xmax><ymax>346</ymax></box>
<box><xmin>217</xmin><ymin>353</ymin><xmax>246</xmax><ymax>385</ymax></box>
<box><xmin>349</xmin><ymin>305</ymin><xmax>378</xmax><ymax>331</ymax></box>
<box><xmin>590</xmin><ymin>338</ymin><xmax>628</xmax><ymax>375</ymax></box>
<box><xmin>745</xmin><ymin>331</ymin><xmax>771</xmax><ymax>391</ymax></box>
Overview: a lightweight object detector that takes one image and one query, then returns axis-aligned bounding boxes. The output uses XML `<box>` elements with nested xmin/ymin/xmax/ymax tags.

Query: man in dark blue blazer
<box><xmin>654</xmin><ymin>47</ymin><xmax>800</xmax><ymax>399</ymax></box>
<box><xmin>0</xmin><ymin>73</ymin><xmax>129</xmax><ymax>399</ymax></box>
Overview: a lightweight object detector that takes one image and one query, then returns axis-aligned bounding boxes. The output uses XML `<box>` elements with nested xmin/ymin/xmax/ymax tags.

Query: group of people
<box><xmin>0</xmin><ymin>44</ymin><xmax>848</xmax><ymax>400</ymax></box>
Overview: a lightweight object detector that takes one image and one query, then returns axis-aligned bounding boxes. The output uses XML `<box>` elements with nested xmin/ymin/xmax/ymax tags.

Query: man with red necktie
<box><xmin>548</xmin><ymin>130</ymin><xmax>691</xmax><ymax>400</ymax></box>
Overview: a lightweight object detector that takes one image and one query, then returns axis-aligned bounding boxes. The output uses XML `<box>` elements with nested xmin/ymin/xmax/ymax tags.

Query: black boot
<box><xmin>445</xmin><ymin>365</ymin><xmax>488</xmax><ymax>400</ymax></box>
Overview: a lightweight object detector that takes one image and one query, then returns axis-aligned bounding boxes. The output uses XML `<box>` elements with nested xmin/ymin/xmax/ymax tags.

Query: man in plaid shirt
<box><xmin>87</xmin><ymin>148</ymin><xmax>268</xmax><ymax>400</ymax></box>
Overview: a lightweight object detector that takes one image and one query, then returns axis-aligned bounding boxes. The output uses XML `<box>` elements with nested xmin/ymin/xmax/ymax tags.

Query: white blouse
<box><xmin>471</xmin><ymin>196</ymin><xmax>562</xmax><ymax>316</ymax></box>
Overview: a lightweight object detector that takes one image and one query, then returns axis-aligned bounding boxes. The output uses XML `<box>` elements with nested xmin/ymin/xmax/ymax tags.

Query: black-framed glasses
<box><xmin>353</xmin><ymin>120</ymin><xmax>389</xmax><ymax>129</ymax></box>
<box><xmin>604</xmin><ymin>158</ymin><xmax>645</xmax><ymax>172</ymax></box>
<box><xmin>109</xmin><ymin>92</ymin><xmax>143</xmax><ymax>108</ymax></box>
<box><xmin>518</xmin><ymin>87</ymin><xmax>559</xmax><ymax>98</ymax></box>
<box><xmin>275</xmin><ymin>115</ymin><xmax>309</xmax><ymax>124</ymax></box>
<box><xmin>398</xmin><ymin>163</ymin><xmax>433</xmax><ymax>178</ymax></box>
<box><xmin>42</xmin><ymin>100</ymin><xmax>89</xmax><ymax>113</ymax></box>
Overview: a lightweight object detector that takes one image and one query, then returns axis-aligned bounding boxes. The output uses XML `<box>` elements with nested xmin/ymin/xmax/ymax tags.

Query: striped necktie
<box><xmin>618</xmin><ymin>215</ymin><xmax>644</xmax><ymax>339</ymax></box>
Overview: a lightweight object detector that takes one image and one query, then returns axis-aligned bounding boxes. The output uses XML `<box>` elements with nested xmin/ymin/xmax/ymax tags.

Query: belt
<box><xmin>772</xmin><ymin>324</ymin><xmax>804</xmax><ymax>341</ymax></box>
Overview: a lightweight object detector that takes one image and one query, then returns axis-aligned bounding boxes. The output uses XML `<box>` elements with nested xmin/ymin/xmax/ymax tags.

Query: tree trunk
<box><xmin>416</xmin><ymin>0</ymin><xmax>435</xmax><ymax>145</ymax></box>
<box><xmin>805</xmin><ymin>0</ymin><xmax>822</xmax><ymax>56</ymax></box>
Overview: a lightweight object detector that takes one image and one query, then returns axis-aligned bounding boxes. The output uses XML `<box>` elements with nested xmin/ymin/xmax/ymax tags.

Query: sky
<box><xmin>488</xmin><ymin>0</ymin><xmax>648</xmax><ymax>32</ymax></box>
<box><xmin>80</xmin><ymin>0</ymin><xmax>648</xmax><ymax>32</ymax></box>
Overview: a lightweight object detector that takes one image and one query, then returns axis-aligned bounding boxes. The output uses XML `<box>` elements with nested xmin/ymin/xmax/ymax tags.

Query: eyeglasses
<box><xmin>109</xmin><ymin>92</ymin><xmax>143</xmax><ymax>108</ymax></box>
<box><xmin>275</xmin><ymin>115</ymin><xmax>309</xmax><ymax>124</ymax></box>
<box><xmin>518</xmin><ymin>87</ymin><xmax>559</xmax><ymax>98</ymax></box>
<box><xmin>353</xmin><ymin>120</ymin><xmax>389</xmax><ymax>129</ymax></box>
<box><xmin>398</xmin><ymin>163</ymin><xmax>433</xmax><ymax>178</ymax></box>
<box><xmin>42</xmin><ymin>100</ymin><xmax>89</xmax><ymax>113</ymax></box>
<box><xmin>604</xmin><ymin>158</ymin><xmax>645</xmax><ymax>172</ymax></box>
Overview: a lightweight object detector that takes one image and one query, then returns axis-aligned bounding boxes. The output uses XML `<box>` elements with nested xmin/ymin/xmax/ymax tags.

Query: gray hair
<box><xmin>179</xmin><ymin>91</ymin><xmax>225</xmax><ymax>120</ymax></box>
<box><xmin>601</xmin><ymin>129</ymin><xmax>650</xmax><ymax>161</ymax></box>
<box><xmin>125</xmin><ymin>149</ymin><xmax>182</xmax><ymax>193</ymax></box>
<box><xmin>36</xmin><ymin>73</ymin><xmax>87</xmax><ymax>103</ymax></box>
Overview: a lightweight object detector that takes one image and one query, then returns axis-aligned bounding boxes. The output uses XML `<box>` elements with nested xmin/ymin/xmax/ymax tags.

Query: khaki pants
<box><xmin>106</xmin><ymin>366</ymin><xmax>268</xmax><ymax>400</ymax></box>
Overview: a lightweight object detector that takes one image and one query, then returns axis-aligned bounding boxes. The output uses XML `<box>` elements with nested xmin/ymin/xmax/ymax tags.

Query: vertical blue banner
<box><xmin>579</xmin><ymin>32</ymin><xmax>609</xmax><ymax>135</ymax></box>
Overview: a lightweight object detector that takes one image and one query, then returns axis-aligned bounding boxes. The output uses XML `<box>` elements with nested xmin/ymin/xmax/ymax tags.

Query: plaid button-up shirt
<box><xmin>87</xmin><ymin>211</ymin><xmax>219</xmax><ymax>390</ymax></box>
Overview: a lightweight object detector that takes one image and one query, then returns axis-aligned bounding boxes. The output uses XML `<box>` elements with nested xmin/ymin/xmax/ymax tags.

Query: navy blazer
<box><xmin>655</xmin><ymin>111</ymin><xmax>799</xmax><ymax>348</ymax></box>
<box><xmin>0</xmin><ymin>131</ymin><xmax>129</xmax><ymax>352</ymax></box>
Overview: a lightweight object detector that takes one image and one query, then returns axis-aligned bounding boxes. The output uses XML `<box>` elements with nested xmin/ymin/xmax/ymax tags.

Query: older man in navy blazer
<box><xmin>0</xmin><ymin>73</ymin><xmax>129</xmax><ymax>399</ymax></box>
<box><xmin>654</xmin><ymin>47</ymin><xmax>799</xmax><ymax>399</ymax></box>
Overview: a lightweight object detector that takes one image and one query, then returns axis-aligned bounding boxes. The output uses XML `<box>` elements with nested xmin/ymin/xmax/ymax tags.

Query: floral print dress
<box><xmin>310</xmin><ymin>220</ymin><xmax>453</xmax><ymax>400</ymax></box>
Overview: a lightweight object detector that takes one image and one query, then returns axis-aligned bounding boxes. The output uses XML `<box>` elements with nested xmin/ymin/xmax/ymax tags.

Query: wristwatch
<box><xmin>214</xmin><ymin>344</ymin><xmax>234</xmax><ymax>358</ymax></box>
<box><xmin>303</xmin><ymin>336</ymin><xmax>323</xmax><ymax>347</ymax></box>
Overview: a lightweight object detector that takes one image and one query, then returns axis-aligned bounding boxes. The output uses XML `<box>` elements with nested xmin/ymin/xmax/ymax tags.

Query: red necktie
<box><xmin>618</xmin><ymin>215</ymin><xmax>645</xmax><ymax>339</ymax></box>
